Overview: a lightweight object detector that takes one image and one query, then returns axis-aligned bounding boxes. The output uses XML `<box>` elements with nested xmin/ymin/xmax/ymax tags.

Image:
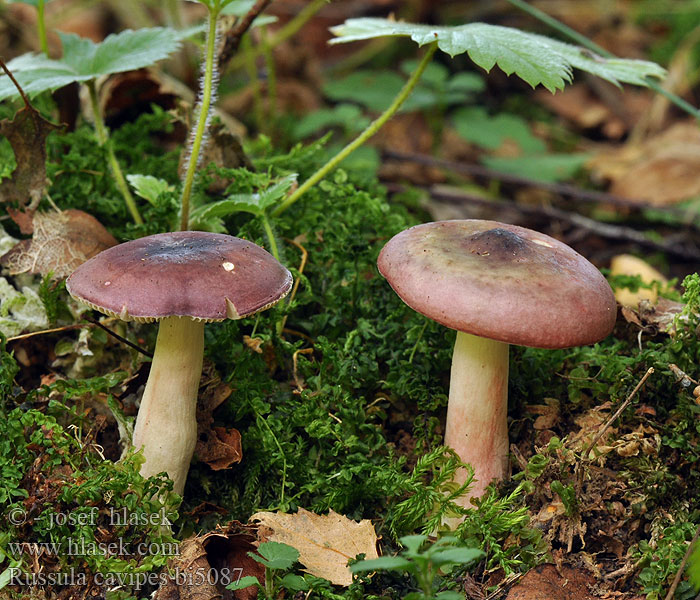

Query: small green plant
<box><xmin>227</xmin><ymin>541</ymin><xmax>302</xmax><ymax>599</ymax></box>
<box><xmin>351</xmin><ymin>534</ymin><xmax>483</xmax><ymax>600</ymax></box>
<box><xmin>0</xmin><ymin>28</ymin><xmax>182</xmax><ymax>224</ymax></box>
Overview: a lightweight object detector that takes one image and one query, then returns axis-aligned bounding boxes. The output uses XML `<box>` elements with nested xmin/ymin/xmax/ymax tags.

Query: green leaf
<box><xmin>452</xmin><ymin>107</ymin><xmax>546</xmax><ymax>153</ymax></box>
<box><xmin>429</xmin><ymin>547</ymin><xmax>484</xmax><ymax>567</ymax></box>
<box><xmin>220</xmin><ymin>0</ymin><xmax>278</xmax><ymax>25</ymax></box>
<box><xmin>280</xmin><ymin>573</ymin><xmax>309</xmax><ymax>591</ymax></box>
<box><xmin>399</xmin><ymin>534</ymin><xmax>428</xmax><ymax>554</ymax></box>
<box><xmin>249</xmin><ymin>541</ymin><xmax>300</xmax><ymax>570</ymax></box>
<box><xmin>329</xmin><ymin>18</ymin><xmax>666</xmax><ymax>92</ymax></box>
<box><xmin>0</xmin><ymin>28</ymin><xmax>182</xmax><ymax>100</ymax></box>
<box><xmin>226</xmin><ymin>575</ymin><xmax>261</xmax><ymax>591</ymax></box>
<box><xmin>349</xmin><ymin>555</ymin><xmax>413</xmax><ymax>573</ymax></box>
<box><xmin>190</xmin><ymin>174</ymin><xmax>297</xmax><ymax>224</ymax></box>
<box><xmin>126</xmin><ymin>174</ymin><xmax>174</xmax><ymax>205</ymax></box>
<box><xmin>482</xmin><ymin>152</ymin><xmax>590</xmax><ymax>183</ymax></box>
<box><xmin>435</xmin><ymin>592</ymin><xmax>466</xmax><ymax>600</ymax></box>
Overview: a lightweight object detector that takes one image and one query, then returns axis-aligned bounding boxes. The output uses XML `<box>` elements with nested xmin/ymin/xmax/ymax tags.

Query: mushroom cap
<box><xmin>377</xmin><ymin>220</ymin><xmax>616</xmax><ymax>349</ymax></box>
<box><xmin>66</xmin><ymin>231</ymin><xmax>292</xmax><ymax>322</ymax></box>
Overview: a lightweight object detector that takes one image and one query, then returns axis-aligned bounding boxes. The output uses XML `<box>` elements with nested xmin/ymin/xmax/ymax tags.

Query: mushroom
<box><xmin>377</xmin><ymin>220</ymin><xmax>616</xmax><ymax>506</ymax></box>
<box><xmin>66</xmin><ymin>231</ymin><xmax>292</xmax><ymax>495</ymax></box>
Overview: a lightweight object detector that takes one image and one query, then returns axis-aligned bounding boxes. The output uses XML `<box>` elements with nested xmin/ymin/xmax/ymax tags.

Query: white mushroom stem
<box><xmin>132</xmin><ymin>316</ymin><xmax>204</xmax><ymax>495</ymax></box>
<box><xmin>445</xmin><ymin>331</ymin><xmax>510</xmax><ymax>508</ymax></box>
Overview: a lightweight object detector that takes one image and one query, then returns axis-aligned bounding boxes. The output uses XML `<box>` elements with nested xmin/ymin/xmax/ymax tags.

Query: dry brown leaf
<box><xmin>0</xmin><ymin>209</ymin><xmax>117</xmax><ymax>278</ymax></box>
<box><xmin>155</xmin><ymin>524</ymin><xmax>263</xmax><ymax>600</ymax></box>
<box><xmin>195</xmin><ymin>365</ymin><xmax>242</xmax><ymax>471</ymax></box>
<box><xmin>525</xmin><ymin>398</ymin><xmax>560</xmax><ymax>430</ymax></box>
<box><xmin>0</xmin><ymin>104</ymin><xmax>61</xmax><ymax>210</ymax></box>
<box><xmin>250</xmin><ymin>508</ymin><xmax>379</xmax><ymax>586</ymax></box>
<box><xmin>589</xmin><ymin>121</ymin><xmax>700</xmax><ymax>205</ymax></box>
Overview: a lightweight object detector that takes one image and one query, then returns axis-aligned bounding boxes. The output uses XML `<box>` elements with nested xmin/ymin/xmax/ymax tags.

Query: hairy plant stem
<box><xmin>272</xmin><ymin>41</ymin><xmax>438</xmax><ymax>216</ymax></box>
<box><xmin>36</xmin><ymin>0</ymin><xmax>48</xmax><ymax>55</ymax></box>
<box><xmin>180</xmin><ymin>9</ymin><xmax>219</xmax><ymax>231</ymax></box>
<box><xmin>507</xmin><ymin>0</ymin><xmax>700</xmax><ymax>120</ymax></box>
<box><xmin>87</xmin><ymin>80</ymin><xmax>143</xmax><ymax>225</ymax></box>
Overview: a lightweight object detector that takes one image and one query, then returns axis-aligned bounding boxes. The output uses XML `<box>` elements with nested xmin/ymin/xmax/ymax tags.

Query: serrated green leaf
<box><xmin>329</xmin><ymin>18</ymin><xmax>665</xmax><ymax>92</ymax></box>
<box><xmin>190</xmin><ymin>174</ymin><xmax>297</xmax><ymax>225</ymax></box>
<box><xmin>349</xmin><ymin>555</ymin><xmax>413</xmax><ymax>573</ymax></box>
<box><xmin>0</xmin><ymin>28</ymin><xmax>182</xmax><ymax>100</ymax></box>
<box><xmin>250</xmin><ymin>541</ymin><xmax>300</xmax><ymax>570</ymax></box>
<box><xmin>126</xmin><ymin>174</ymin><xmax>174</xmax><ymax>205</ymax></box>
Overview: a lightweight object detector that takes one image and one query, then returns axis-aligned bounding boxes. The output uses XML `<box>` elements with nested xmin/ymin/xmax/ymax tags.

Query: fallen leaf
<box><xmin>0</xmin><ymin>209</ymin><xmax>117</xmax><ymax>278</ymax></box>
<box><xmin>609</xmin><ymin>254</ymin><xmax>670</xmax><ymax>308</ymax></box>
<box><xmin>525</xmin><ymin>398</ymin><xmax>560</xmax><ymax>430</ymax></box>
<box><xmin>155</xmin><ymin>523</ymin><xmax>264</xmax><ymax>600</ymax></box>
<box><xmin>589</xmin><ymin>121</ymin><xmax>700</xmax><ymax>205</ymax></box>
<box><xmin>195</xmin><ymin>364</ymin><xmax>242</xmax><ymax>471</ymax></box>
<box><xmin>0</xmin><ymin>103</ymin><xmax>61</xmax><ymax>210</ymax></box>
<box><xmin>250</xmin><ymin>508</ymin><xmax>379</xmax><ymax>586</ymax></box>
<box><xmin>197</xmin><ymin>426</ymin><xmax>242</xmax><ymax>471</ymax></box>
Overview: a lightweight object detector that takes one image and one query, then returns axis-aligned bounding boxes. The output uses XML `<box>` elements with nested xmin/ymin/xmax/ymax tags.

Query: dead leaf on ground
<box><xmin>1</xmin><ymin>209</ymin><xmax>117</xmax><ymax>278</ymax></box>
<box><xmin>250</xmin><ymin>508</ymin><xmax>379</xmax><ymax>586</ymax></box>
<box><xmin>154</xmin><ymin>523</ymin><xmax>263</xmax><ymax>600</ymax></box>
<box><xmin>621</xmin><ymin>297</ymin><xmax>685</xmax><ymax>335</ymax></box>
<box><xmin>0</xmin><ymin>103</ymin><xmax>61</xmax><ymax>211</ymax></box>
<box><xmin>195</xmin><ymin>364</ymin><xmax>242</xmax><ymax>471</ymax></box>
<box><xmin>589</xmin><ymin>121</ymin><xmax>700</xmax><ymax>205</ymax></box>
<box><xmin>506</xmin><ymin>564</ymin><xmax>595</xmax><ymax>600</ymax></box>
<box><xmin>525</xmin><ymin>398</ymin><xmax>560</xmax><ymax>430</ymax></box>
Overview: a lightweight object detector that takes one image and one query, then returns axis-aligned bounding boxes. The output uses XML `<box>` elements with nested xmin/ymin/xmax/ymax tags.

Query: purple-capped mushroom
<box><xmin>378</xmin><ymin>220</ymin><xmax>616</xmax><ymax>507</ymax></box>
<box><xmin>67</xmin><ymin>231</ymin><xmax>292</xmax><ymax>495</ymax></box>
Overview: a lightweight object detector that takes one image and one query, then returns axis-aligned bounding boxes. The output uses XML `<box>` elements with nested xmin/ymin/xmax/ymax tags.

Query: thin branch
<box><xmin>86</xmin><ymin>317</ymin><xmax>153</xmax><ymax>358</ymax></box>
<box><xmin>664</xmin><ymin>522</ymin><xmax>700</xmax><ymax>600</ymax></box>
<box><xmin>583</xmin><ymin>367</ymin><xmax>654</xmax><ymax>460</ymax></box>
<box><xmin>426</xmin><ymin>185</ymin><xmax>700</xmax><ymax>260</ymax></box>
<box><xmin>383</xmin><ymin>150</ymin><xmax>697</xmax><ymax>221</ymax></box>
<box><xmin>0</xmin><ymin>57</ymin><xmax>31</xmax><ymax>108</ymax></box>
<box><xmin>218</xmin><ymin>0</ymin><xmax>274</xmax><ymax>72</ymax></box>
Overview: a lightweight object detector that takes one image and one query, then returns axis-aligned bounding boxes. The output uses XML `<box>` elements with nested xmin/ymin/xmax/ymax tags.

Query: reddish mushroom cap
<box><xmin>66</xmin><ymin>231</ymin><xmax>292</xmax><ymax>322</ymax></box>
<box><xmin>377</xmin><ymin>220</ymin><xmax>616</xmax><ymax>349</ymax></box>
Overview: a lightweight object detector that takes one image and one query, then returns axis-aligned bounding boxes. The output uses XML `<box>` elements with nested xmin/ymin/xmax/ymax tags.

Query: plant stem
<box><xmin>87</xmin><ymin>80</ymin><xmax>143</xmax><ymax>225</ymax></box>
<box><xmin>180</xmin><ymin>9</ymin><xmax>219</xmax><ymax>231</ymax></box>
<box><xmin>226</xmin><ymin>0</ymin><xmax>328</xmax><ymax>72</ymax></box>
<box><xmin>262</xmin><ymin>27</ymin><xmax>277</xmax><ymax>128</ymax></box>
<box><xmin>242</xmin><ymin>33</ymin><xmax>265</xmax><ymax>134</ymax></box>
<box><xmin>260</xmin><ymin>213</ymin><xmax>280</xmax><ymax>261</ymax></box>
<box><xmin>506</xmin><ymin>0</ymin><xmax>700</xmax><ymax>120</ymax></box>
<box><xmin>36</xmin><ymin>0</ymin><xmax>48</xmax><ymax>55</ymax></box>
<box><xmin>273</xmin><ymin>41</ymin><xmax>438</xmax><ymax>216</ymax></box>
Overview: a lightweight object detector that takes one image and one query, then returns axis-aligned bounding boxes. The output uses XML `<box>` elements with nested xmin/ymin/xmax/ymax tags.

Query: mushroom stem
<box><xmin>132</xmin><ymin>316</ymin><xmax>204</xmax><ymax>495</ymax></box>
<box><xmin>445</xmin><ymin>331</ymin><xmax>509</xmax><ymax>508</ymax></box>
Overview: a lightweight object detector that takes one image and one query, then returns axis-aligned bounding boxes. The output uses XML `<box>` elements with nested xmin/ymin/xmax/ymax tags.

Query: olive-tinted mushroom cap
<box><xmin>66</xmin><ymin>231</ymin><xmax>292</xmax><ymax>322</ymax></box>
<box><xmin>377</xmin><ymin>220</ymin><xmax>616</xmax><ymax>349</ymax></box>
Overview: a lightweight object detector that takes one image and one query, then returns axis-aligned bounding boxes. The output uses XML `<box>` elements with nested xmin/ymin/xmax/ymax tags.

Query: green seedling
<box><xmin>351</xmin><ymin>534</ymin><xmax>483</xmax><ymax>600</ymax></box>
<box><xmin>8</xmin><ymin>0</ymin><xmax>53</xmax><ymax>55</ymax></box>
<box><xmin>227</xmin><ymin>541</ymin><xmax>302</xmax><ymax>599</ymax></box>
<box><xmin>0</xmin><ymin>27</ymin><xmax>182</xmax><ymax>224</ymax></box>
<box><xmin>272</xmin><ymin>16</ymin><xmax>666</xmax><ymax>216</ymax></box>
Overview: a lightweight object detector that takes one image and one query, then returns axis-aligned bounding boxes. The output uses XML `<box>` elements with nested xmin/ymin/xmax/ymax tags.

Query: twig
<box><xmin>426</xmin><ymin>185</ymin><xmax>700</xmax><ymax>260</ymax></box>
<box><xmin>383</xmin><ymin>150</ymin><xmax>697</xmax><ymax>221</ymax></box>
<box><xmin>583</xmin><ymin>367</ymin><xmax>654</xmax><ymax>461</ymax></box>
<box><xmin>6</xmin><ymin>318</ymin><xmax>152</xmax><ymax>358</ymax></box>
<box><xmin>0</xmin><ymin>57</ymin><xmax>31</xmax><ymax>107</ymax></box>
<box><xmin>664</xmin><ymin>522</ymin><xmax>700</xmax><ymax>600</ymax></box>
<box><xmin>85</xmin><ymin>318</ymin><xmax>153</xmax><ymax>358</ymax></box>
<box><xmin>217</xmin><ymin>0</ymin><xmax>274</xmax><ymax>72</ymax></box>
